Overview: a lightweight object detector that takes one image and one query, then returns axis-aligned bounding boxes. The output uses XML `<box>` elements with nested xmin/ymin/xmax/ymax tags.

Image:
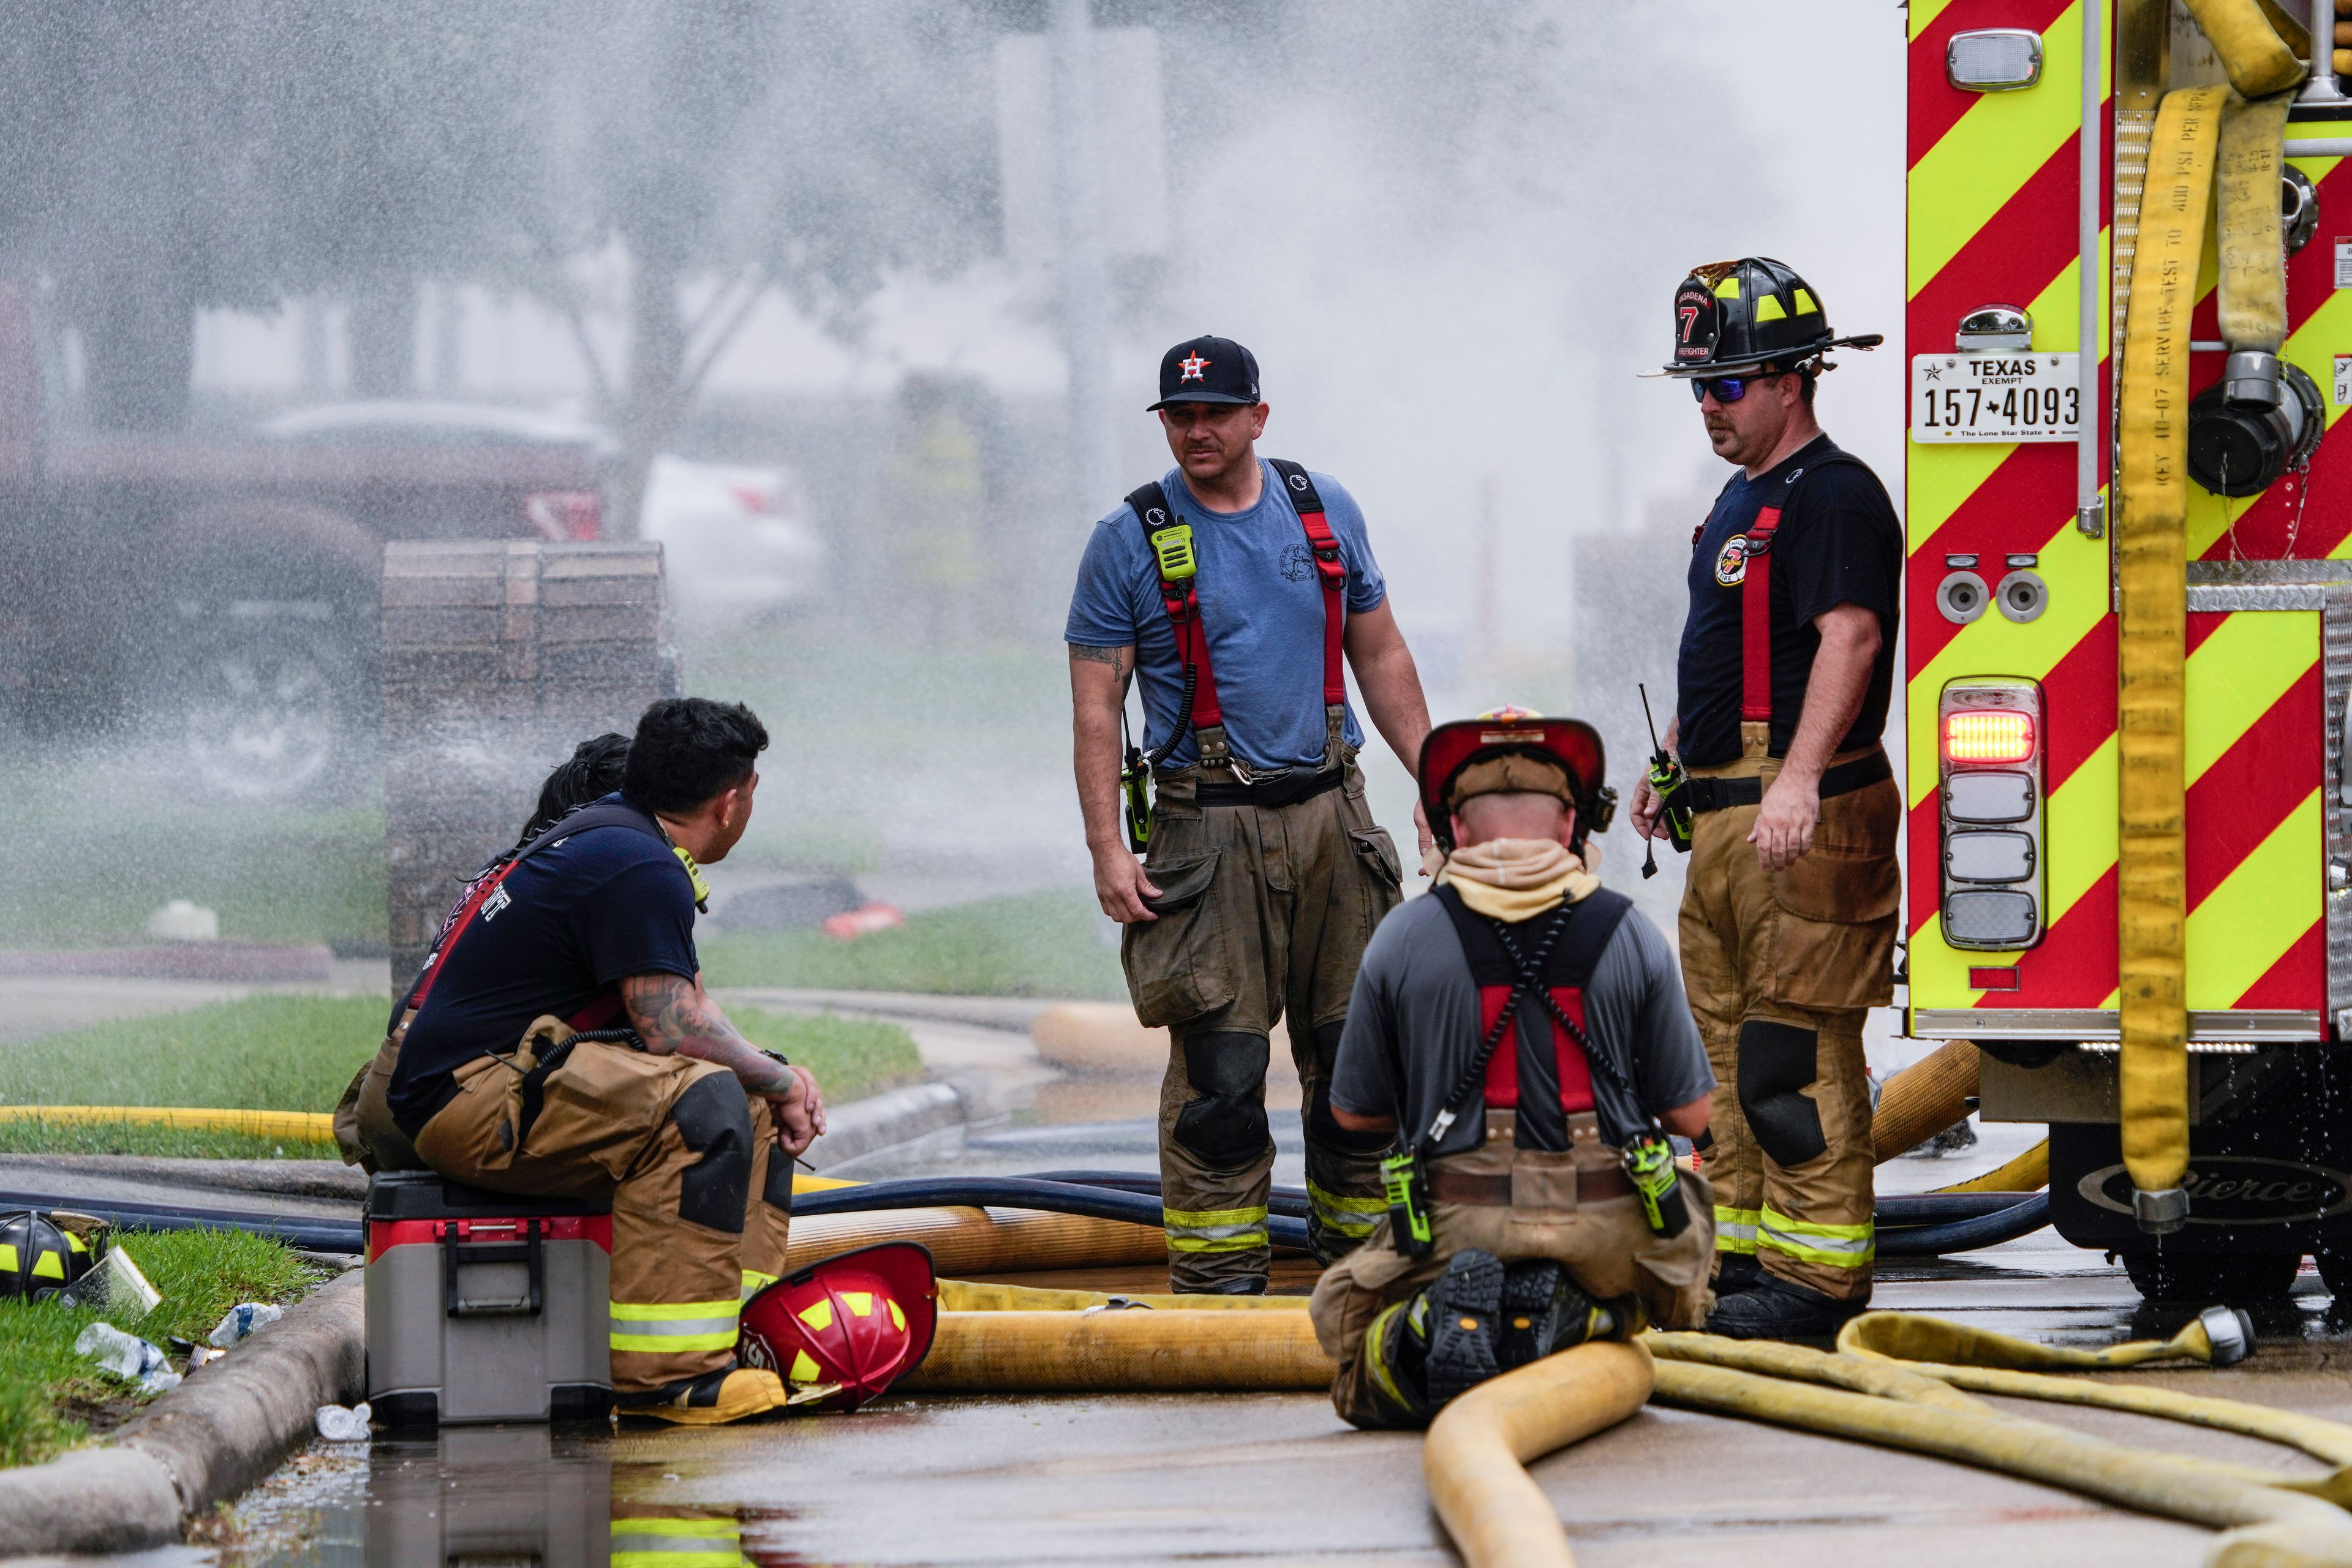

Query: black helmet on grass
<box><xmin>1659</xmin><ymin>257</ymin><xmax>1880</xmax><ymax>377</ymax></box>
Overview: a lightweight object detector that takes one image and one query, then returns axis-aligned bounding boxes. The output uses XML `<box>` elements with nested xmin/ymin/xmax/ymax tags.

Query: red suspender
<box><xmin>1474</xmin><ymin>986</ymin><xmax>1596</xmax><ymax>1114</ymax></box>
<box><xmin>408</xmin><ymin>862</ymin><xmax>521</xmax><ymax>1012</ymax></box>
<box><xmin>1129</xmin><ymin>461</ymin><xmax>1345</xmax><ymax>758</ymax></box>
<box><xmin>1157</xmin><ymin>571</ymin><xmax>1226</xmax><ymax>731</ymax></box>
<box><xmin>1740</xmin><ymin>505</ymin><xmax>1782</xmax><ymax>726</ymax></box>
<box><xmin>1294</xmin><ymin>503</ymin><xmax>1348</xmax><ymax>707</ymax></box>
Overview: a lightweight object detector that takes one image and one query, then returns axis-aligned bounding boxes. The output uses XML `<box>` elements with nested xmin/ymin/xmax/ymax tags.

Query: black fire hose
<box><xmin>0</xmin><ymin>1189</ymin><xmax>365</xmax><ymax>1254</ymax></box>
<box><xmin>1019</xmin><ymin>1170</ymin><xmax>2047</xmax><ymax>1251</ymax></box>
<box><xmin>794</xmin><ymin>1176</ymin><xmax>1315</xmax><ymax>1252</ymax></box>
<box><xmin>1876</xmin><ymin>1193</ymin><xmax>2051</xmax><ymax>1257</ymax></box>
<box><xmin>0</xmin><ymin>1178</ymin><xmax>2052</xmax><ymax>1264</ymax></box>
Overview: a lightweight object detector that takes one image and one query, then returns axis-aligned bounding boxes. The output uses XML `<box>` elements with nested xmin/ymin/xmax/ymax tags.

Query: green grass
<box><xmin>0</xmin><ymin>1121</ymin><xmax>324</xmax><ymax>1160</ymax></box>
<box><xmin>0</xmin><ymin>995</ymin><xmax>391</xmax><ymax>1115</ymax></box>
<box><xmin>701</xmin><ymin>888</ymin><xmax>1124</xmax><ymax>1000</ymax></box>
<box><xmin>0</xmin><ymin>993</ymin><xmax>922</xmax><ymax>1158</ymax></box>
<box><xmin>728</xmin><ymin>1006</ymin><xmax>924</xmax><ymax>1101</ymax></box>
<box><xmin>0</xmin><ymin>1228</ymin><xmax>316</xmax><ymax>1468</ymax></box>
<box><xmin>0</xmin><ymin>761</ymin><xmax>385</xmax><ymax>948</ymax></box>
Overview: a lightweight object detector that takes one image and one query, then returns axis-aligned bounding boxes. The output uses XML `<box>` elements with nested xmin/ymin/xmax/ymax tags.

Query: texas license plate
<box><xmin>1910</xmin><ymin>353</ymin><xmax>2082</xmax><ymax>443</ymax></box>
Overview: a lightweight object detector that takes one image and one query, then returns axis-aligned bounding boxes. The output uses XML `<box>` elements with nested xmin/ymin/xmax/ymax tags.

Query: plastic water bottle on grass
<box><xmin>208</xmin><ymin>1301</ymin><xmax>284</xmax><ymax>1347</ymax></box>
<box><xmin>75</xmin><ymin>1322</ymin><xmax>181</xmax><ymax>1393</ymax></box>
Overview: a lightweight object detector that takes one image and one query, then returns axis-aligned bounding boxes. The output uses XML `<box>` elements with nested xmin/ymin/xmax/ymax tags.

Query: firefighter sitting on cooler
<box><xmin>1067</xmin><ymin>334</ymin><xmax>1433</xmax><ymax>1294</ymax></box>
<box><xmin>385</xmin><ymin>696</ymin><xmax>827</xmax><ymax>1425</ymax></box>
<box><xmin>1628</xmin><ymin>257</ymin><xmax>1902</xmax><ymax>1340</ymax></box>
<box><xmin>1311</xmin><ymin>710</ymin><xmax>1716</xmax><ymax>1428</ymax></box>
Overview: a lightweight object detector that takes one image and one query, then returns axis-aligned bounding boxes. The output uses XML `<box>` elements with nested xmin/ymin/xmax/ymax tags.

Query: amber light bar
<box><xmin>1943</xmin><ymin>709</ymin><xmax>2035</xmax><ymax>764</ymax></box>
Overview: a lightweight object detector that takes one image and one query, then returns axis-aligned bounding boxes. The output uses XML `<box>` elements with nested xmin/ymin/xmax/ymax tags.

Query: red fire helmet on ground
<box><xmin>738</xmin><ymin>1241</ymin><xmax>938</xmax><ymax>1411</ymax></box>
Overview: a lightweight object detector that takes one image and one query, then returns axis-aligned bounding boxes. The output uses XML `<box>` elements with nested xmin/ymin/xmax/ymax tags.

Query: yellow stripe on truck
<box><xmin>2186</xmin><ymin>790</ymin><xmax>2323</xmax><ymax>1009</ymax></box>
<box><xmin>1906</xmin><ymin>1</ymin><xmax>2087</xmax><ymax>297</ymax></box>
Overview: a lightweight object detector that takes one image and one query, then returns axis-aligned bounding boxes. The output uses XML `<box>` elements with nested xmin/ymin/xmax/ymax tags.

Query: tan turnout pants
<box><xmin>412</xmin><ymin>1018</ymin><xmax>794</xmax><ymax>1395</ymax></box>
<box><xmin>1310</xmin><ymin>1118</ymin><xmax>1715</xmax><ymax>1428</ymax></box>
<box><xmin>1123</xmin><ymin>755</ymin><xmax>1403</xmax><ymax>1291</ymax></box>
<box><xmin>1678</xmin><ymin>741</ymin><xmax>1898</xmax><ymax>1302</ymax></box>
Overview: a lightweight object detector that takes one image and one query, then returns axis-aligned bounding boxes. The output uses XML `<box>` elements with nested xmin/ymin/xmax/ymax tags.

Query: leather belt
<box><xmin>1193</xmin><ymin>766</ymin><xmax>1344</xmax><ymax>809</ymax></box>
<box><xmin>1684</xmin><ymin>748</ymin><xmax>1892</xmax><ymax>816</ymax></box>
<box><xmin>1428</xmin><ymin>1163</ymin><xmax>1633</xmax><ymax>1207</ymax></box>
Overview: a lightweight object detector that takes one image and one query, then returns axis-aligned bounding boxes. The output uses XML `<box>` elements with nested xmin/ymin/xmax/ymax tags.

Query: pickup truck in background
<box><xmin>0</xmin><ymin>284</ymin><xmax>822</xmax><ymax>802</ymax></box>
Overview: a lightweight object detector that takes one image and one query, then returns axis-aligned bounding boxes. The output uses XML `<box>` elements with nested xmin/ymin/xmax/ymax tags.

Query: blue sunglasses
<box><xmin>1688</xmin><ymin>371</ymin><xmax>1789</xmax><ymax>404</ymax></box>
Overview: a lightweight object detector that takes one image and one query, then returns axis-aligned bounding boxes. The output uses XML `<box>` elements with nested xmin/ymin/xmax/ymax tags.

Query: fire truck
<box><xmin>1907</xmin><ymin>0</ymin><xmax>2352</xmax><ymax>1302</ymax></box>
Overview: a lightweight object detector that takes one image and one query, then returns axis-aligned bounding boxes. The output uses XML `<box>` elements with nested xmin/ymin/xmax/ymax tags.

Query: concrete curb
<box><xmin>0</xmin><ymin>1155</ymin><xmax>367</xmax><ymax>1202</ymax></box>
<box><xmin>803</xmin><ymin>1080</ymin><xmax>973</xmax><ymax>1171</ymax></box>
<box><xmin>0</xmin><ymin>1270</ymin><xmax>364</xmax><ymax>1557</ymax></box>
<box><xmin>0</xmin><ymin>1079</ymin><xmax>976</xmax><ymax>1553</ymax></box>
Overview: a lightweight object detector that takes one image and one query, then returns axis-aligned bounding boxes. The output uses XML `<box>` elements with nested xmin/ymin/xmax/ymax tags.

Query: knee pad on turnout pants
<box><xmin>1735</xmin><ymin>1019</ymin><xmax>1828</xmax><ymax>1169</ymax></box>
<box><xmin>1175</xmin><ymin>1031</ymin><xmax>1272</xmax><ymax>1167</ymax></box>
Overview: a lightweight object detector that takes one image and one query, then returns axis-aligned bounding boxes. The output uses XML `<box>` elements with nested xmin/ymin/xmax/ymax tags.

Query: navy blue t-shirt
<box><xmin>1674</xmin><ymin>435</ymin><xmax>1902</xmax><ymax>769</ymax></box>
<box><xmin>388</xmin><ymin>794</ymin><xmax>701</xmax><ymax>1135</ymax></box>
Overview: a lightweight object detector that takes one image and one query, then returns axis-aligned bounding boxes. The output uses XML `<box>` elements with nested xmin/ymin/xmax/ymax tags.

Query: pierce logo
<box><xmin>1714</xmin><ymin>534</ymin><xmax>1750</xmax><ymax>587</ymax></box>
<box><xmin>1178</xmin><ymin>352</ymin><xmax>1208</xmax><ymax>382</ymax></box>
<box><xmin>2078</xmin><ymin>1157</ymin><xmax>2352</xmax><ymax>1225</ymax></box>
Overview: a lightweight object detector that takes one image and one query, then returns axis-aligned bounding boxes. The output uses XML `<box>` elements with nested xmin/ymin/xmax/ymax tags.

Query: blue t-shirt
<box><xmin>1065</xmin><ymin>461</ymin><xmax>1386</xmax><ymax>771</ymax></box>
<box><xmin>388</xmin><ymin>795</ymin><xmax>702</xmax><ymax>1134</ymax></box>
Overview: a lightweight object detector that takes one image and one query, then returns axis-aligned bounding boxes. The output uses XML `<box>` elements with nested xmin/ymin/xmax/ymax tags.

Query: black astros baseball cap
<box><xmin>1147</xmin><ymin>334</ymin><xmax>1261</xmax><ymax>410</ymax></box>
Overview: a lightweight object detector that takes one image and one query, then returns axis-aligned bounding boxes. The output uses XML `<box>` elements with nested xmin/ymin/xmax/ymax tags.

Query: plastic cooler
<box><xmin>364</xmin><ymin>1170</ymin><xmax>614</xmax><ymax>1426</ymax></box>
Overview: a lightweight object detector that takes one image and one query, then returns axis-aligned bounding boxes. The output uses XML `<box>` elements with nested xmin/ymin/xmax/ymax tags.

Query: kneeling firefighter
<box><xmin>1310</xmin><ymin>711</ymin><xmax>1717</xmax><ymax>1429</ymax></box>
<box><xmin>383</xmin><ymin>697</ymin><xmax>831</xmax><ymax>1425</ymax></box>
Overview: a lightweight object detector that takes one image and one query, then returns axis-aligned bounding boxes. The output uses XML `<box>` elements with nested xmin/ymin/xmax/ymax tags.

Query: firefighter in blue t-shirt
<box><xmin>1066</xmin><ymin>334</ymin><xmax>1435</xmax><ymax>1294</ymax></box>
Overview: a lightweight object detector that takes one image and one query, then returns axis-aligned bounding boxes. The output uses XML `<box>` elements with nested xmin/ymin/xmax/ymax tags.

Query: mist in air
<box><xmin>0</xmin><ymin>0</ymin><xmax>1907</xmax><ymax>974</ymax></box>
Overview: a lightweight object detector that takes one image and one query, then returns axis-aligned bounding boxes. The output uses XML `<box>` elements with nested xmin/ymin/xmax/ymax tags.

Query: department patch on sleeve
<box><xmin>1713</xmin><ymin>533</ymin><xmax>1751</xmax><ymax>587</ymax></box>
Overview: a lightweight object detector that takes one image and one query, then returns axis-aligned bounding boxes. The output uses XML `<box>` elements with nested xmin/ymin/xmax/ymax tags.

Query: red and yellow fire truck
<box><xmin>1907</xmin><ymin>0</ymin><xmax>2352</xmax><ymax>1300</ymax></box>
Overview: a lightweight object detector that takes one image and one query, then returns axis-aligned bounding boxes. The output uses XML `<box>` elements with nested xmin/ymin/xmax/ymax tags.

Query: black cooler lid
<box><xmin>365</xmin><ymin>1169</ymin><xmax>612</xmax><ymax>1221</ymax></box>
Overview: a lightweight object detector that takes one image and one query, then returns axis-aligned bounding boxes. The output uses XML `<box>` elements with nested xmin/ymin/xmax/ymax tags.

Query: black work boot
<box><xmin>1495</xmin><ymin>1259</ymin><xmax>1616</xmax><ymax>1370</ymax></box>
<box><xmin>1711</xmin><ymin>1252</ymin><xmax>1763</xmax><ymax>1298</ymax></box>
<box><xmin>1419</xmin><ymin>1248</ymin><xmax>1505</xmax><ymax>1403</ymax></box>
<box><xmin>1704</xmin><ymin>1275</ymin><xmax>1867</xmax><ymax>1341</ymax></box>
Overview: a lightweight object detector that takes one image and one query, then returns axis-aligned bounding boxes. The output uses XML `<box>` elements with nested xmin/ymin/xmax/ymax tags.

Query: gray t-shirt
<box><xmin>1330</xmin><ymin>891</ymin><xmax>1713</xmax><ymax>1155</ymax></box>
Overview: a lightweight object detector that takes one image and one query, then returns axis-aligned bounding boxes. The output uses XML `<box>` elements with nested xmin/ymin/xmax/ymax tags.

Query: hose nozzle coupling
<box><xmin>2196</xmin><ymin>1303</ymin><xmax>2256</xmax><ymax>1366</ymax></box>
<box><xmin>2133</xmin><ymin>1185</ymin><xmax>2192</xmax><ymax>1234</ymax></box>
<box><xmin>2221</xmin><ymin>349</ymin><xmax>2283</xmax><ymax>409</ymax></box>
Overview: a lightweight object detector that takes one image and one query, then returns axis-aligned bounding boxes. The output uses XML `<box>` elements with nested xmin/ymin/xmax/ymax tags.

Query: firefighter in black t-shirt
<box><xmin>1628</xmin><ymin>257</ymin><xmax>1903</xmax><ymax>1340</ymax></box>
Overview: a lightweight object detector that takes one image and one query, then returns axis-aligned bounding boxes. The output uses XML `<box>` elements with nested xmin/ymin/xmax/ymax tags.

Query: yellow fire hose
<box><xmin>783</xmin><ymin>1206</ymin><xmax>1166</xmax><ymax>1277</ymax></box>
<box><xmin>899</xmin><ymin>1308</ymin><xmax>1330</xmax><ymax>1393</ymax></box>
<box><xmin>2116</xmin><ymin>83</ymin><xmax>2223</xmax><ymax>1227</ymax></box>
<box><xmin>1422</xmin><ymin>1341</ymin><xmax>1656</xmax><ymax>1568</ymax></box>
<box><xmin>0</xmin><ymin>1105</ymin><xmax>340</xmax><ymax>1142</ymax></box>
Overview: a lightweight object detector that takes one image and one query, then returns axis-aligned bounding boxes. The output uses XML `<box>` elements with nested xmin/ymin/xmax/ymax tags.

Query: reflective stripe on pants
<box><xmin>1713</xmin><ymin>1205</ymin><xmax>1760</xmax><ymax>1255</ymax></box>
<box><xmin>1164</xmin><ymin>1204</ymin><xmax>1270</xmax><ymax>1254</ymax></box>
<box><xmin>611</xmin><ymin>1515</ymin><xmax>749</xmax><ymax>1568</ymax></box>
<box><xmin>1308</xmin><ymin>1180</ymin><xmax>1387</xmax><ymax>1241</ymax></box>
<box><xmin>609</xmin><ymin>1298</ymin><xmax>742</xmax><ymax>1354</ymax></box>
<box><xmin>1758</xmin><ymin>1206</ymin><xmax>1874</xmax><ymax>1269</ymax></box>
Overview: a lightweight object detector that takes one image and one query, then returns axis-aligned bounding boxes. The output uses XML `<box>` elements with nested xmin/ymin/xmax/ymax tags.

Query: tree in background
<box><xmin>512</xmin><ymin>0</ymin><xmax>996</xmax><ymax>536</ymax></box>
<box><xmin>0</xmin><ymin>1</ymin><xmax>530</xmax><ymax>429</ymax></box>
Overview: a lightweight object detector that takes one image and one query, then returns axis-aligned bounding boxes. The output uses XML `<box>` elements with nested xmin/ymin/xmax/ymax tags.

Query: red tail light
<box><xmin>1943</xmin><ymin>709</ymin><xmax>2035</xmax><ymax>764</ymax></box>
<box><xmin>524</xmin><ymin>490</ymin><xmax>602</xmax><ymax>541</ymax></box>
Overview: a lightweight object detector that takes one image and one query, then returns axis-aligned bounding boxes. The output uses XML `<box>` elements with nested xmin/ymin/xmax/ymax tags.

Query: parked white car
<box><xmin>257</xmin><ymin>401</ymin><xmax>826</xmax><ymax>627</ymax></box>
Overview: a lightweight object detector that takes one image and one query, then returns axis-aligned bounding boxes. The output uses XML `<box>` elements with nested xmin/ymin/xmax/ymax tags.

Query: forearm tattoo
<box><xmin>620</xmin><ymin>973</ymin><xmax>791</xmax><ymax>1094</ymax></box>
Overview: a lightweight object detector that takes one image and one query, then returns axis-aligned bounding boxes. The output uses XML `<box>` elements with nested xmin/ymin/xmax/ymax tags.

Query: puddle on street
<box><xmin>225</xmin><ymin>1425</ymin><xmax>807</xmax><ymax>1567</ymax></box>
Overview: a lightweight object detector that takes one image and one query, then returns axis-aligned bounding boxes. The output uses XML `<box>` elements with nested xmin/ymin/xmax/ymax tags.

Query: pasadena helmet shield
<box><xmin>1417</xmin><ymin>707</ymin><xmax>1616</xmax><ymax>854</ymax></box>
<box><xmin>1148</xmin><ymin>334</ymin><xmax>1261</xmax><ymax>410</ymax></box>
<box><xmin>1658</xmin><ymin>256</ymin><xmax>1881</xmax><ymax>378</ymax></box>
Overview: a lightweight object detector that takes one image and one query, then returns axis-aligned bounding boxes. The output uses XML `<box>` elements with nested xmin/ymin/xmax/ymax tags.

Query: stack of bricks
<box><xmin>382</xmin><ymin>540</ymin><xmax>681</xmax><ymax>984</ymax></box>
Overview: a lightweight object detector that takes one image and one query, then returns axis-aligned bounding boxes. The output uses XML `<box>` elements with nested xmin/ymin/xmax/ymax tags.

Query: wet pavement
<box><xmin>19</xmin><ymin>996</ymin><xmax>2341</xmax><ymax>1567</ymax></box>
<box><xmin>163</xmin><ymin>1104</ymin><xmax>2352</xmax><ymax>1568</ymax></box>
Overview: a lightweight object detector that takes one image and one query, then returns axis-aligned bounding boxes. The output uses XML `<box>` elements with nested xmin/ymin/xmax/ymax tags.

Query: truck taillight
<box><xmin>1939</xmin><ymin>679</ymin><xmax>2045</xmax><ymax>954</ymax></box>
<box><xmin>1942</xmin><ymin>709</ymin><xmax>2035</xmax><ymax>764</ymax></box>
<box><xmin>524</xmin><ymin>490</ymin><xmax>601</xmax><ymax>541</ymax></box>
